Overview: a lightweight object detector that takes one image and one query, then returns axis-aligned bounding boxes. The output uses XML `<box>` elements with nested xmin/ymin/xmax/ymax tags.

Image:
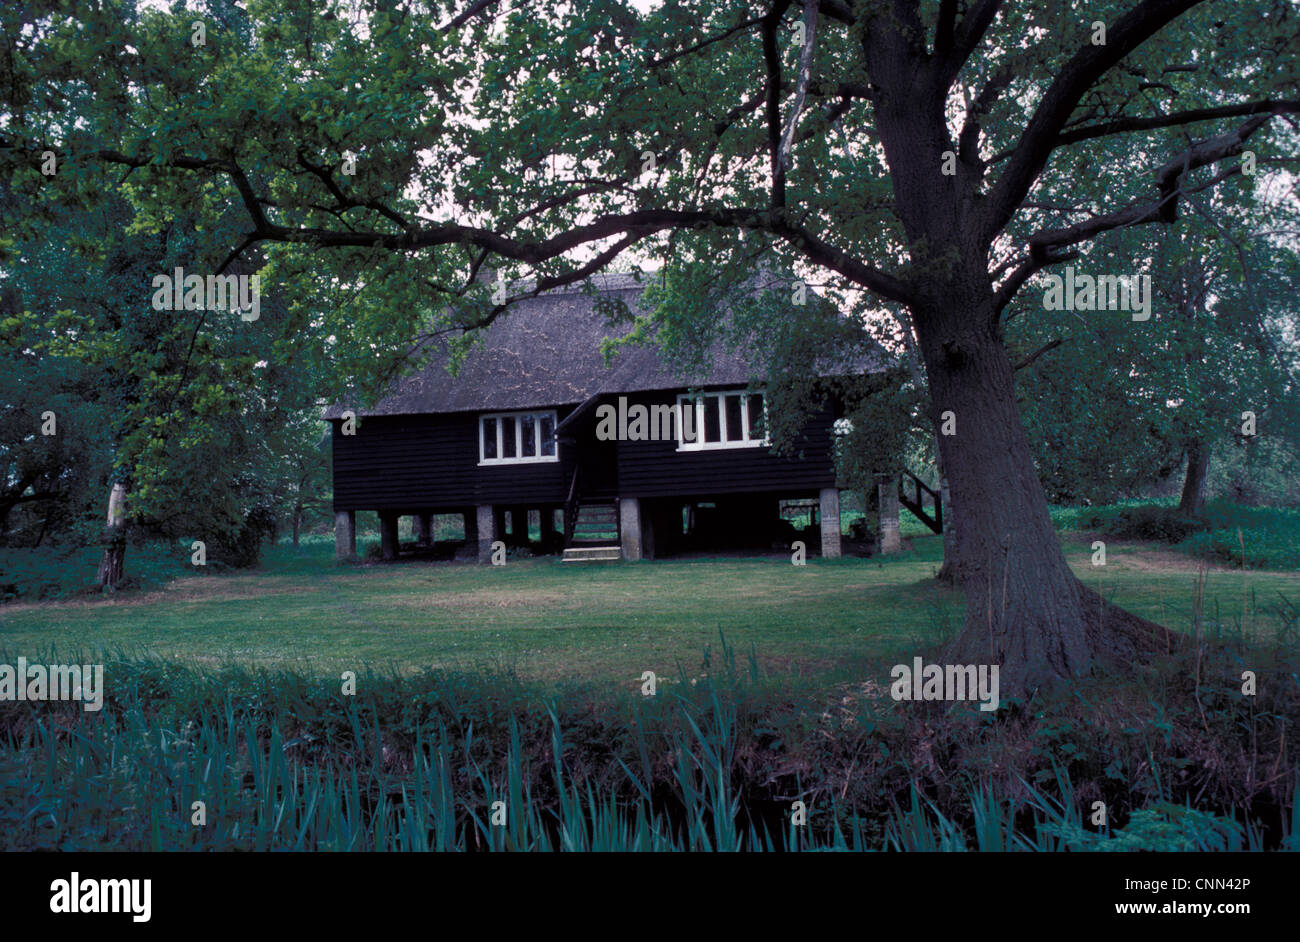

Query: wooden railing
<box><xmin>898</xmin><ymin>468</ymin><xmax>943</xmax><ymax>534</ymax></box>
<box><xmin>563</xmin><ymin>466</ymin><xmax>580</xmax><ymax>545</ymax></box>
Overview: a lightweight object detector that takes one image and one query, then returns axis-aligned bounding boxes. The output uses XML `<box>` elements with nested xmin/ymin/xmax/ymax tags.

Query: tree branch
<box><xmin>986</xmin><ymin>98</ymin><xmax>1300</xmax><ymax>164</ymax></box>
<box><xmin>1053</xmin><ymin>98</ymin><xmax>1300</xmax><ymax>147</ymax></box>
<box><xmin>1013</xmin><ymin>337</ymin><xmax>1065</xmax><ymax>371</ymax></box>
<box><xmin>984</xmin><ymin>0</ymin><xmax>1207</xmax><ymax>242</ymax></box>
<box><xmin>995</xmin><ymin>249</ymin><xmax>1080</xmax><ymax>318</ymax></box>
<box><xmin>440</xmin><ymin>0</ymin><xmax>506</xmax><ymax>32</ymax></box>
<box><xmin>935</xmin><ymin>0</ymin><xmax>1004</xmax><ymax>94</ymax></box>
<box><xmin>646</xmin><ymin>16</ymin><xmax>765</xmax><ymax>71</ymax></box>
<box><xmin>1027</xmin><ymin>113</ymin><xmax>1274</xmax><ymax>261</ymax></box>
<box><xmin>778</xmin><ymin>0</ymin><xmax>819</xmax><ymax>173</ymax></box>
<box><xmin>761</xmin><ymin>1</ymin><xmax>794</xmax><ymax>207</ymax></box>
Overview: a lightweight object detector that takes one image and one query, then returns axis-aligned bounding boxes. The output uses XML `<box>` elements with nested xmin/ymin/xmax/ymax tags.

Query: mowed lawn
<box><xmin>1</xmin><ymin>534</ymin><xmax>1295</xmax><ymax>684</ymax></box>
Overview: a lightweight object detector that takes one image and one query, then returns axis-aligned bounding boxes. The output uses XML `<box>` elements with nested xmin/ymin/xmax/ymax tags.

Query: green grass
<box><xmin>2</xmin><ymin>530</ymin><xmax>1296</xmax><ymax>683</ymax></box>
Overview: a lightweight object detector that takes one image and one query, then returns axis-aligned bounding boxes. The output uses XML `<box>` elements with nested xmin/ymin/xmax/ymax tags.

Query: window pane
<box><xmin>678</xmin><ymin>398</ymin><xmax>698</xmax><ymax>444</ymax></box>
<box><xmin>483</xmin><ymin>417</ymin><xmax>498</xmax><ymax>459</ymax></box>
<box><xmin>746</xmin><ymin>394</ymin><xmax>766</xmax><ymax>440</ymax></box>
<box><xmin>520</xmin><ymin>413</ymin><xmax>537</xmax><ymax>457</ymax></box>
<box><xmin>723</xmin><ymin>394</ymin><xmax>744</xmax><ymax>442</ymax></box>
<box><xmin>501</xmin><ymin>416</ymin><xmax>517</xmax><ymax>458</ymax></box>
<box><xmin>540</xmin><ymin>413</ymin><xmax>556</xmax><ymax>456</ymax></box>
<box><xmin>703</xmin><ymin>396</ymin><xmax>721</xmax><ymax>443</ymax></box>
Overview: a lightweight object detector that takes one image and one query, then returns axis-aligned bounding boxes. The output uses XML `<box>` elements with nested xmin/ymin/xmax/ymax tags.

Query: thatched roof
<box><xmin>324</xmin><ymin>271</ymin><xmax>886</xmax><ymax>418</ymax></box>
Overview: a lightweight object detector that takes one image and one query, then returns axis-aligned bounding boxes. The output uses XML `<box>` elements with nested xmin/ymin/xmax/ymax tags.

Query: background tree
<box><xmin>1012</xmin><ymin>175</ymin><xmax>1300</xmax><ymax>511</ymax></box>
<box><xmin>0</xmin><ymin>192</ymin><xmax>345</xmax><ymax>586</ymax></box>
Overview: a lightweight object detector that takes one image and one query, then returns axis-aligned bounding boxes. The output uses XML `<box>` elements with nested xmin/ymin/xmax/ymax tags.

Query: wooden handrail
<box><xmin>900</xmin><ymin>467</ymin><xmax>939</xmax><ymax>502</ymax></box>
<box><xmin>566</xmin><ymin>466</ymin><xmax>580</xmax><ymax>506</ymax></box>
<box><xmin>898</xmin><ymin>467</ymin><xmax>943</xmax><ymax>535</ymax></box>
<box><xmin>563</xmin><ymin>467</ymin><xmax>580</xmax><ymax>546</ymax></box>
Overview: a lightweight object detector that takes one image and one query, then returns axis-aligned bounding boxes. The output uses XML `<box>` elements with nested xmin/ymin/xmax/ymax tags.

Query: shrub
<box><xmin>1051</xmin><ymin>499</ymin><xmax>1299</xmax><ymax>571</ymax></box>
<box><xmin>1104</xmin><ymin>504</ymin><xmax>1203</xmax><ymax>543</ymax></box>
<box><xmin>0</xmin><ymin>540</ymin><xmax>191</xmax><ymax>601</ymax></box>
<box><xmin>1178</xmin><ymin>502</ymin><xmax>1300</xmax><ymax>570</ymax></box>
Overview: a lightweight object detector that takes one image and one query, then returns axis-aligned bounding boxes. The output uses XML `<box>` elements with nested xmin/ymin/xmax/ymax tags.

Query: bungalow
<box><xmin>324</xmin><ymin>271</ymin><xmax>907</xmax><ymax>563</ymax></box>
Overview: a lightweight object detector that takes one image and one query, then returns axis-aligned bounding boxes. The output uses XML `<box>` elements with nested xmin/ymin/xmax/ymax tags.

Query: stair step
<box><xmin>562</xmin><ymin>546</ymin><xmax>622</xmax><ymax>562</ymax></box>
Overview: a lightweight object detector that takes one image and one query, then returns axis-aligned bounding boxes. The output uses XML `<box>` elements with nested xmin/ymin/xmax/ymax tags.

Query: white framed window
<box><xmin>479</xmin><ymin>410</ymin><xmax>559</xmax><ymax>465</ymax></box>
<box><xmin>676</xmin><ymin>390</ymin><xmax>769</xmax><ymax>451</ymax></box>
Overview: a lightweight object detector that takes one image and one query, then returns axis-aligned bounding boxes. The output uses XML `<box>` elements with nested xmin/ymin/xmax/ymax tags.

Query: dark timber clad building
<box><xmin>325</xmin><ymin>272</ymin><xmax>882</xmax><ymax>563</ymax></box>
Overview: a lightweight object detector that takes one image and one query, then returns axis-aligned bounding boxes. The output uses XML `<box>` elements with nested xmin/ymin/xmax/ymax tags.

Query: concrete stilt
<box><xmin>819</xmin><ymin>488</ymin><xmax>842</xmax><ymax>558</ymax></box>
<box><xmin>619</xmin><ymin>497</ymin><xmax>642</xmax><ymax>561</ymax></box>
<box><xmin>416</xmin><ymin>512</ymin><xmax>433</xmax><ymax>547</ymax></box>
<box><xmin>878</xmin><ymin>480</ymin><xmax>902</xmax><ymax>555</ymax></box>
<box><xmin>334</xmin><ymin>510</ymin><xmax>356</xmax><ymax>560</ymax></box>
<box><xmin>477</xmin><ymin>505</ymin><xmax>497</xmax><ymax>563</ymax></box>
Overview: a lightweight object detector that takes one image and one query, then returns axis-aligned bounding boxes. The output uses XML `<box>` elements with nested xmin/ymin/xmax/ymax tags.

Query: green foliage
<box><xmin>2</xmin><ymin>630</ymin><xmax>1294</xmax><ymax>851</ymax></box>
<box><xmin>1052</xmin><ymin>498</ymin><xmax>1300</xmax><ymax>570</ymax></box>
<box><xmin>2</xmin><ymin>156</ymin><xmax>341</xmax><ymax>574</ymax></box>
<box><xmin>1181</xmin><ymin>503</ymin><xmax>1300</xmax><ymax>570</ymax></box>
<box><xmin>0</xmin><ymin>540</ymin><xmax>192</xmax><ymax>601</ymax></box>
<box><xmin>1012</xmin><ymin>150</ymin><xmax>1300</xmax><ymax>506</ymax></box>
<box><xmin>1105</xmin><ymin>505</ymin><xmax>1206</xmax><ymax>544</ymax></box>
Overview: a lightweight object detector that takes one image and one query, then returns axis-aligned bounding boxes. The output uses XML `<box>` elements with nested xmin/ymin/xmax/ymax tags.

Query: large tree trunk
<box><xmin>899</xmin><ymin>315</ymin><xmax>960</xmax><ymax>585</ymax></box>
<box><xmin>933</xmin><ymin>433</ymin><xmax>960</xmax><ymax>586</ymax></box>
<box><xmin>96</xmin><ymin>481</ymin><xmax>127</xmax><ymax>592</ymax></box>
<box><xmin>1177</xmin><ymin>438</ymin><xmax>1210</xmax><ymax>516</ymax></box>
<box><xmin>912</xmin><ymin>291</ymin><xmax>1177</xmax><ymax>694</ymax></box>
<box><xmin>864</xmin><ymin>65</ymin><xmax>1179</xmax><ymax>693</ymax></box>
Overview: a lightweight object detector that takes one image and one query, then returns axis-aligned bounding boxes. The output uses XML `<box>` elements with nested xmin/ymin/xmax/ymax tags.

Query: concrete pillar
<box><xmin>476</xmin><ymin>504</ymin><xmax>497</xmax><ymax>563</ymax></box>
<box><xmin>380</xmin><ymin>513</ymin><xmax>399</xmax><ymax>560</ymax></box>
<box><xmin>619</xmin><ymin>497</ymin><xmax>642</xmax><ymax>561</ymax></box>
<box><xmin>819</xmin><ymin>488</ymin><xmax>842</xmax><ymax>559</ymax></box>
<box><xmin>334</xmin><ymin>510</ymin><xmax>356</xmax><ymax>560</ymax></box>
<box><xmin>416</xmin><ymin>512</ymin><xmax>433</xmax><ymax>547</ymax></box>
<box><xmin>878</xmin><ymin>480</ymin><xmax>901</xmax><ymax>555</ymax></box>
<box><xmin>539</xmin><ymin>507</ymin><xmax>556</xmax><ymax>544</ymax></box>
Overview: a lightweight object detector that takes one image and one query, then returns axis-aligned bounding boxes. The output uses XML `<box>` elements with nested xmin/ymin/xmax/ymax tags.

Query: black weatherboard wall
<box><xmin>332</xmin><ymin>407</ymin><xmax>574</xmax><ymax>512</ymax></box>
<box><xmin>614</xmin><ymin>390</ymin><xmax>838</xmax><ymax>499</ymax></box>
<box><xmin>331</xmin><ymin>392</ymin><xmax>839</xmax><ymax>513</ymax></box>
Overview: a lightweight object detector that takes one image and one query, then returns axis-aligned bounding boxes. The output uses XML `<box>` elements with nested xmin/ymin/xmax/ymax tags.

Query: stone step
<box><xmin>561</xmin><ymin>546</ymin><xmax>621</xmax><ymax>562</ymax></box>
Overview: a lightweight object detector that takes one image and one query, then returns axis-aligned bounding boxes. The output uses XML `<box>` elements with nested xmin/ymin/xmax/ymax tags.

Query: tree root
<box><xmin>1077</xmin><ymin>577</ymin><xmax>1183</xmax><ymax>665</ymax></box>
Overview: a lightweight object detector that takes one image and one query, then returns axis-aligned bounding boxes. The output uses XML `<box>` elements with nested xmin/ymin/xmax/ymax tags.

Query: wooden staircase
<box><xmin>898</xmin><ymin>469</ymin><xmax>943</xmax><ymax>534</ymax></box>
<box><xmin>562</xmin><ymin>499</ymin><xmax>621</xmax><ymax>562</ymax></box>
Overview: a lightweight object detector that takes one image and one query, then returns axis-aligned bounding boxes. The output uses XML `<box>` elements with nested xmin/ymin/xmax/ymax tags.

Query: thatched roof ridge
<box><xmin>324</xmin><ymin>271</ymin><xmax>886</xmax><ymax>418</ymax></box>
